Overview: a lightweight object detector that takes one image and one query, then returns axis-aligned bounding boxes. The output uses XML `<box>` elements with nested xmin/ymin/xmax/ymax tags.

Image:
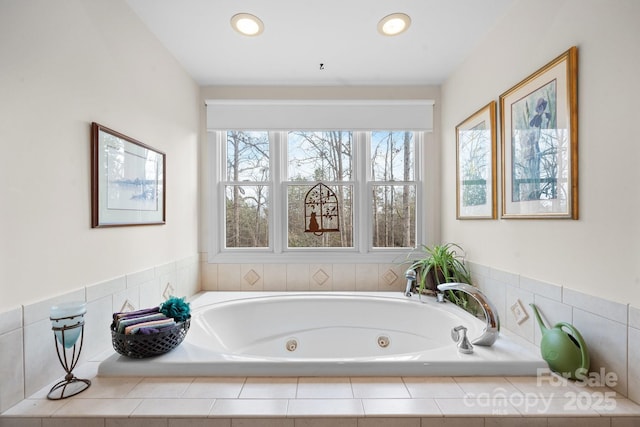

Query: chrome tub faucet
<box><xmin>404</xmin><ymin>269</ymin><xmax>417</xmax><ymax>297</ymax></box>
<box><xmin>437</xmin><ymin>282</ymin><xmax>500</xmax><ymax>346</ymax></box>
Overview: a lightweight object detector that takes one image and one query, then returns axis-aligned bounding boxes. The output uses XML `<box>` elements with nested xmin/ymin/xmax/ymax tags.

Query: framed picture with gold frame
<box><xmin>500</xmin><ymin>46</ymin><xmax>578</xmax><ymax>219</ymax></box>
<box><xmin>456</xmin><ymin>101</ymin><xmax>497</xmax><ymax>219</ymax></box>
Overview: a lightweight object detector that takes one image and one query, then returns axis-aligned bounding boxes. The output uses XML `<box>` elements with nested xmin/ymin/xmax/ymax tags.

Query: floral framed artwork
<box><xmin>91</xmin><ymin>122</ymin><xmax>165</xmax><ymax>227</ymax></box>
<box><xmin>456</xmin><ymin>101</ymin><xmax>497</xmax><ymax>219</ymax></box>
<box><xmin>500</xmin><ymin>46</ymin><xmax>578</xmax><ymax>219</ymax></box>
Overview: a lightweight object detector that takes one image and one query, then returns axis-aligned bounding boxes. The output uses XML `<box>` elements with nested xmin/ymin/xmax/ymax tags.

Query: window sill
<box><xmin>206</xmin><ymin>250</ymin><xmax>414</xmax><ymax>265</ymax></box>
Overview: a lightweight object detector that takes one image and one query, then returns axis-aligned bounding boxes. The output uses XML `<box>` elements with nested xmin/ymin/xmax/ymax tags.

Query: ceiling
<box><xmin>126</xmin><ymin>0</ymin><xmax>515</xmax><ymax>87</ymax></box>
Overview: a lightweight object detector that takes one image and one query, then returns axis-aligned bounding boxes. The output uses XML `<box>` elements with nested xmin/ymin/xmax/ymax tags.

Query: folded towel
<box><xmin>125</xmin><ymin>318</ymin><xmax>176</xmax><ymax>334</ymax></box>
<box><xmin>115</xmin><ymin>312</ymin><xmax>164</xmax><ymax>326</ymax></box>
<box><xmin>136</xmin><ymin>322</ymin><xmax>179</xmax><ymax>335</ymax></box>
<box><xmin>113</xmin><ymin>306</ymin><xmax>159</xmax><ymax>321</ymax></box>
<box><xmin>116</xmin><ymin>313</ymin><xmax>169</xmax><ymax>333</ymax></box>
<box><xmin>137</xmin><ymin>327</ymin><xmax>162</xmax><ymax>335</ymax></box>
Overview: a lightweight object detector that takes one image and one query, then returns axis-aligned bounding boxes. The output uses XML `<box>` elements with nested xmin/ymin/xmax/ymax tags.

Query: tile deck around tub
<box><xmin>2</xmin><ymin>359</ymin><xmax>640</xmax><ymax>425</ymax></box>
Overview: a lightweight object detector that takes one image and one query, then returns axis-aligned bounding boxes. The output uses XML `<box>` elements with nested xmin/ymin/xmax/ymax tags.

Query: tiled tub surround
<box><xmin>466</xmin><ymin>262</ymin><xmax>640</xmax><ymax>403</ymax></box>
<box><xmin>2</xmin><ymin>367</ymin><xmax>640</xmax><ymax>425</ymax></box>
<box><xmin>98</xmin><ymin>292</ymin><xmax>546</xmax><ymax>377</ymax></box>
<box><xmin>0</xmin><ymin>255</ymin><xmax>200</xmax><ymax>413</ymax></box>
<box><xmin>199</xmin><ymin>260</ymin><xmax>640</xmax><ymax>404</ymax></box>
<box><xmin>2</xmin><ymin>258</ymin><xmax>640</xmax><ymax>424</ymax></box>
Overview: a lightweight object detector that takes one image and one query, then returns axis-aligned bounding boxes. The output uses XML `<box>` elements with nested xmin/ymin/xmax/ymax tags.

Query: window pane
<box><xmin>288</xmin><ymin>184</ymin><xmax>353</xmax><ymax>248</ymax></box>
<box><xmin>371</xmin><ymin>131</ymin><xmax>414</xmax><ymax>181</ymax></box>
<box><xmin>225</xmin><ymin>185</ymin><xmax>269</xmax><ymax>248</ymax></box>
<box><xmin>226</xmin><ymin>131</ymin><xmax>270</xmax><ymax>182</ymax></box>
<box><xmin>287</xmin><ymin>131</ymin><xmax>352</xmax><ymax>181</ymax></box>
<box><xmin>372</xmin><ymin>185</ymin><xmax>416</xmax><ymax>248</ymax></box>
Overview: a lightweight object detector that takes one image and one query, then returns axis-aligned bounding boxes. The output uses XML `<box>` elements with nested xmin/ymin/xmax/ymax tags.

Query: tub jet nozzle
<box><xmin>285</xmin><ymin>338</ymin><xmax>298</xmax><ymax>352</ymax></box>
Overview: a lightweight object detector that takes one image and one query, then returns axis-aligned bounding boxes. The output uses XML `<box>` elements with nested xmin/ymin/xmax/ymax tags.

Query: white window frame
<box><xmin>207</xmin><ymin>130</ymin><xmax>431</xmax><ymax>264</ymax></box>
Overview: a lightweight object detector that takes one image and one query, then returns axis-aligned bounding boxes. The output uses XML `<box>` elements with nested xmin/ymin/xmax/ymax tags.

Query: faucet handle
<box><xmin>451</xmin><ymin>325</ymin><xmax>474</xmax><ymax>354</ymax></box>
<box><xmin>451</xmin><ymin>325</ymin><xmax>464</xmax><ymax>342</ymax></box>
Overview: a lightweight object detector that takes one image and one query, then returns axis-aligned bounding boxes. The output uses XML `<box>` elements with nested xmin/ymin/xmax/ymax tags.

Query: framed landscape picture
<box><xmin>91</xmin><ymin>122</ymin><xmax>165</xmax><ymax>227</ymax></box>
<box><xmin>500</xmin><ymin>46</ymin><xmax>578</xmax><ymax>219</ymax></box>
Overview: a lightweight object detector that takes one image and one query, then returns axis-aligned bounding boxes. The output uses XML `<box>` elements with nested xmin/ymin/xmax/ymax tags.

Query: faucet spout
<box><xmin>437</xmin><ymin>282</ymin><xmax>500</xmax><ymax>346</ymax></box>
<box><xmin>404</xmin><ymin>269</ymin><xmax>416</xmax><ymax>297</ymax></box>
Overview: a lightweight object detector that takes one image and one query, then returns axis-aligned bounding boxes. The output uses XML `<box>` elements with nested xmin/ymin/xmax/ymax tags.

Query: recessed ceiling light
<box><xmin>378</xmin><ymin>13</ymin><xmax>411</xmax><ymax>36</ymax></box>
<box><xmin>231</xmin><ymin>13</ymin><xmax>264</xmax><ymax>36</ymax></box>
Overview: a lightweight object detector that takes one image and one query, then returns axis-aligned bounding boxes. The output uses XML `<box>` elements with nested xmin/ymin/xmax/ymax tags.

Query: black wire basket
<box><xmin>110</xmin><ymin>317</ymin><xmax>190</xmax><ymax>358</ymax></box>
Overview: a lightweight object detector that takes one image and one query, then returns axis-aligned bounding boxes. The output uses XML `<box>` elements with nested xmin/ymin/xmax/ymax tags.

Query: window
<box><xmin>210</xmin><ymin>129</ymin><xmax>425</xmax><ymax>262</ymax></box>
<box><xmin>287</xmin><ymin>131</ymin><xmax>353</xmax><ymax>248</ymax></box>
<box><xmin>371</xmin><ymin>131</ymin><xmax>416</xmax><ymax>249</ymax></box>
<box><xmin>224</xmin><ymin>131</ymin><xmax>270</xmax><ymax>248</ymax></box>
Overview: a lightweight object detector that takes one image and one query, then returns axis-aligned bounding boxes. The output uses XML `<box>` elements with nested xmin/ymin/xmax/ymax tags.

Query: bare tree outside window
<box><xmin>371</xmin><ymin>131</ymin><xmax>416</xmax><ymax>248</ymax></box>
<box><xmin>287</xmin><ymin>131</ymin><xmax>353</xmax><ymax>248</ymax></box>
<box><xmin>225</xmin><ymin>131</ymin><xmax>270</xmax><ymax>248</ymax></box>
<box><xmin>222</xmin><ymin>130</ymin><xmax>417</xmax><ymax>251</ymax></box>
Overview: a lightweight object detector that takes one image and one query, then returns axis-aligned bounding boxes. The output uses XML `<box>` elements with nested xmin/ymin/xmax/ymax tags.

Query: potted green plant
<box><xmin>406</xmin><ymin>243</ymin><xmax>479</xmax><ymax>314</ymax></box>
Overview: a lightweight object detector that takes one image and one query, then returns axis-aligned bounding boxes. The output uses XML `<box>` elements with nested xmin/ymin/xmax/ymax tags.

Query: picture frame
<box><xmin>91</xmin><ymin>122</ymin><xmax>165</xmax><ymax>227</ymax></box>
<box><xmin>456</xmin><ymin>101</ymin><xmax>497</xmax><ymax>219</ymax></box>
<box><xmin>500</xmin><ymin>46</ymin><xmax>578</xmax><ymax>219</ymax></box>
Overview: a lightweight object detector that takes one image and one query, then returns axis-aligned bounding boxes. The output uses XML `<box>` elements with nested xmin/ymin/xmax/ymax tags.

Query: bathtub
<box><xmin>98</xmin><ymin>291</ymin><xmax>546</xmax><ymax>377</ymax></box>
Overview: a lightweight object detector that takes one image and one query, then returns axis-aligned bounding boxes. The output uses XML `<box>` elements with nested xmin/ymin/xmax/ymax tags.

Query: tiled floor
<box><xmin>2</xmin><ymin>359</ymin><xmax>640</xmax><ymax>427</ymax></box>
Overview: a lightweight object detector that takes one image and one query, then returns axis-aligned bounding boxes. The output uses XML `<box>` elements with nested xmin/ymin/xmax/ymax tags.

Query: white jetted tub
<box><xmin>99</xmin><ymin>292</ymin><xmax>546</xmax><ymax>377</ymax></box>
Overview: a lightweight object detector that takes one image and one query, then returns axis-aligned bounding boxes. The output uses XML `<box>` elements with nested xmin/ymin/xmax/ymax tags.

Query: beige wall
<box><xmin>441</xmin><ymin>0</ymin><xmax>640</xmax><ymax>305</ymax></box>
<box><xmin>5</xmin><ymin>0</ymin><xmax>638</xmax><ymax>312</ymax></box>
<box><xmin>0</xmin><ymin>0</ymin><xmax>200</xmax><ymax>312</ymax></box>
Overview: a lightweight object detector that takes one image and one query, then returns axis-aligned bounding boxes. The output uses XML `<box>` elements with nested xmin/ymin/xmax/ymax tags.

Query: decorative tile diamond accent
<box><xmin>163</xmin><ymin>282</ymin><xmax>175</xmax><ymax>300</ymax></box>
<box><xmin>120</xmin><ymin>300</ymin><xmax>136</xmax><ymax>313</ymax></box>
<box><xmin>244</xmin><ymin>269</ymin><xmax>261</xmax><ymax>286</ymax></box>
<box><xmin>312</xmin><ymin>269</ymin><xmax>330</xmax><ymax>286</ymax></box>
<box><xmin>382</xmin><ymin>269</ymin><xmax>399</xmax><ymax>286</ymax></box>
